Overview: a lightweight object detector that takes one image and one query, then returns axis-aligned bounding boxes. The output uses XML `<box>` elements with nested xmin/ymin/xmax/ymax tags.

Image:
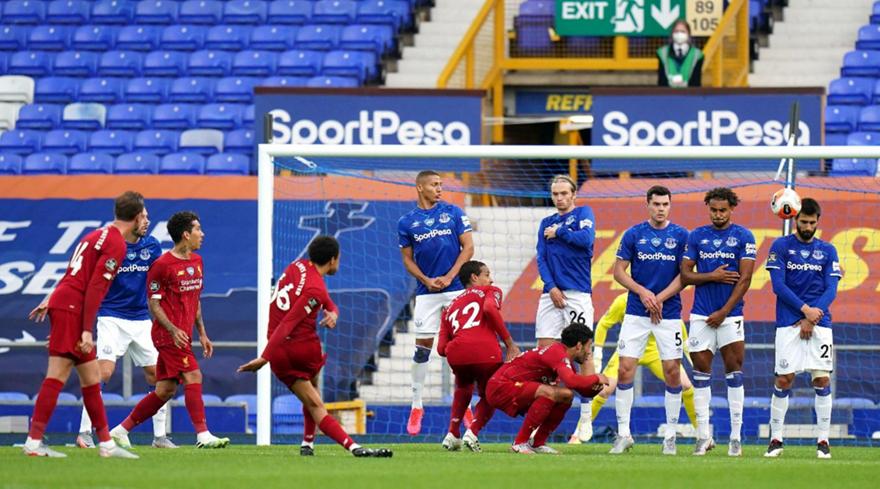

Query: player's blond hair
<box><xmin>549</xmin><ymin>175</ymin><xmax>577</xmax><ymax>193</ymax></box>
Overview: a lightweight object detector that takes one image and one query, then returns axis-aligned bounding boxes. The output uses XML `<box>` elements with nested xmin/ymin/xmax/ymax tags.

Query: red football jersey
<box><xmin>48</xmin><ymin>225</ymin><xmax>126</xmax><ymax>333</ymax></box>
<box><xmin>491</xmin><ymin>342</ymin><xmax>602</xmax><ymax>397</ymax></box>
<box><xmin>437</xmin><ymin>285</ymin><xmax>511</xmax><ymax>365</ymax></box>
<box><xmin>262</xmin><ymin>259</ymin><xmax>339</xmax><ymax>358</ymax></box>
<box><xmin>147</xmin><ymin>252</ymin><xmax>204</xmax><ymax>348</ymax></box>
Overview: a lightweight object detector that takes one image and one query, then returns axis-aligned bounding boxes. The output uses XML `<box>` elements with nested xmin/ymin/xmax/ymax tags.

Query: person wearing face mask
<box><xmin>657</xmin><ymin>19</ymin><xmax>703</xmax><ymax>88</ymax></box>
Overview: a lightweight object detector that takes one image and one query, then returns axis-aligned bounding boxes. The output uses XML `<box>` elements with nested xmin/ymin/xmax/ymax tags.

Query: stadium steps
<box><xmin>751</xmin><ymin>0</ymin><xmax>870</xmax><ymax>87</ymax></box>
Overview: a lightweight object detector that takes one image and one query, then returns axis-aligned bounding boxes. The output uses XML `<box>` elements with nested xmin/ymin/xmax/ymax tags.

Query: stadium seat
<box><xmin>98</xmin><ymin>51</ymin><xmax>144</xmax><ymax>77</ymax></box>
<box><xmin>306</xmin><ymin>75</ymin><xmax>358</xmax><ymax>87</ymax></box>
<box><xmin>117</xmin><ymin>26</ymin><xmax>163</xmax><ymax>51</ymax></box>
<box><xmin>872</xmin><ymin>79</ymin><xmax>880</xmax><ymax>105</ymax></box>
<box><xmin>0</xmin><ymin>26</ymin><xmax>27</xmax><ymax>50</ymax></box>
<box><xmin>827</xmin><ymin>77</ymin><xmax>873</xmax><ymax>105</ymax></box>
<box><xmin>8</xmin><ymin>51</ymin><xmax>53</xmax><ymax>77</ymax></box>
<box><xmin>272</xmin><ymin>394</ymin><xmax>304</xmax><ymax>434</ymax></box>
<box><xmin>47</xmin><ymin>0</ymin><xmax>91</xmax><ymax>24</ymax></box>
<box><xmin>43</xmin><ymin>129</ymin><xmax>89</xmax><ymax>154</ymax></box>
<box><xmin>874</xmin><ymin>2</ymin><xmax>880</xmax><ymax>25</ymax></box>
<box><xmin>206</xmin><ymin>152</ymin><xmax>249</xmax><ymax>174</ymax></box>
<box><xmin>28</xmin><ymin>25</ymin><xmax>73</xmax><ymax>51</ymax></box>
<box><xmin>841</xmin><ymin>50</ymin><xmax>880</xmax><ymax>77</ymax></box>
<box><xmin>125</xmin><ymin>77</ymin><xmax>170</xmax><ymax>103</ymax></box>
<box><xmin>3</xmin><ymin>0</ymin><xmax>47</xmax><ymax>24</ymax></box>
<box><xmin>847</xmin><ymin>131</ymin><xmax>880</xmax><ymax>146</ymax></box>
<box><xmin>63</xmin><ymin>102</ymin><xmax>107</xmax><ymax>130</ymax></box>
<box><xmin>232</xmin><ymin>50</ymin><xmax>278</xmax><ymax>76</ymax></box>
<box><xmin>24</xmin><ymin>153</ymin><xmax>68</xmax><ymax>174</ymax></box>
<box><xmin>313</xmin><ymin>0</ymin><xmax>358</xmax><ymax>24</ymax></box>
<box><xmin>224</xmin><ymin>128</ymin><xmax>253</xmax><ymax>153</ymax></box>
<box><xmin>79</xmin><ymin>77</ymin><xmax>125</xmax><ymax>103</ymax></box>
<box><xmin>115</xmin><ymin>151</ymin><xmax>159</xmax><ymax>173</ymax></box>
<box><xmin>88</xmin><ymin>129</ymin><xmax>135</xmax><ymax>154</ymax></box>
<box><xmin>243</xmin><ymin>104</ymin><xmax>254</xmax><ymax>125</ymax></box>
<box><xmin>0</xmin><ymin>129</ymin><xmax>42</xmax><ymax>153</ymax></box>
<box><xmin>261</xmin><ymin>75</ymin><xmax>309</xmax><ymax>87</ymax></box>
<box><xmin>357</xmin><ymin>0</ymin><xmax>411</xmax><ymax>31</ymax></box>
<box><xmin>179</xmin><ymin>0</ymin><xmax>223</xmax><ymax>24</ymax></box>
<box><xmin>53</xmin><ymin>50</ymin><xmax>99</xmax><ymax>77</ymax></box>
<box><xmin>106</xmin><ymin>103</ymin><xmax>152</xmax><ymax>130</ymax></box>
<box><xmin>223</xmin><ymin>0</ymin><xmax>269</xmax><ymax>24</ymax></box>
<box><xmin>859</xmin><ymin>106</ymin><xmax>880</xmax><ymax>132</ymax></box>
<box><xmin>825</xmin><ymin>133</ymin><xmax>848</xmax><ymax>146</ymax></box>
<box><xmin>250</xmin><ymin>25</ymin><xmax>299</xmax><ymax>51</ymax></box>
<box><xmin>160</xmin><ymin>152</ymin><xmax>206</xmax><ymax>174</ymax></box>
<box><xmin>69</xmin><ymin>152</ymin><xmax>114</xmax><ymax>174</ymax></box>
<box><xmin>278</xmin><ymin>49</ymin><xmax>324</xmax><ymax>76</ymax></box>
<box><xmin>72</xmin><ymin>25</ymin><xmax>118</xmax><ymax>51</ymax></box>
<box><xmin>34</xmin><ymin>77</ymin><xmax>76</xmax><ymax>104</ymax></box>
<box><xmin>152</xmin><ymin>103</ymin><xmax>199</xmax><ymax>130</ymax></box>
<box><xmin>0</xmin><ymin>75</ymin><xmax>35</xmax><ymax>104</ymax></box>
<box><xmin>135</xmin><ymin>0</ymin><xmax>180</xmax><ymax>24</ymax></box>
<box><xmin>55</xmin><ymin>392</ymin><xmax>79</xmax><ymax>402</ymax></box>
<box><xmin>743</xmin><ymin>396</ymin><xmax>770</xmax><ymax>408</ymax></box>
<box><xmin>832</xmin><ymin>158</ymin><xmax>879</xmax><ymax>176</ymax></box>
<box><xmin>135</xmin><ymin>129</ymin><xmax>179</xmax><ymax>155</ymax></box>
<box><xmin>709</xmin><ymin>396</ymin><xmax>729</xmax><ymax>409</ymax></box>
<box><xmin>101</xmin><ymin>392</ymin><xmax>125</xmax><ymax>402</ymax></box>
<box><xmin>205</xmin><ymin>25</ymin><xmax>251</xmax><ymax>50</ymax></box>
<box><xmin>17</xmin><ymin>104</ymin><xmax>63</xmax><ymax>130</ymax></box>
<box><xmin>836</xmin><ymin>397</ymin><xmax>879</xmax><ymax>408</ymax></box>
<box><xmin>0</xmin><ymin>154</ymin><xmax>24</xmax><ymax>174</ymax></box>
<box><xmin>188</xmin><ymin>49</ymin><xmax>233</xmax><ymax>76</ymax></box>
<box><xmin>0</xmin><ymin>103</ymin><xmax>22</xmax><ymax>130</ymax></box>
<box><xmin>143</xmin><ymin>50</ymin><xmax>188</xmax><ymax>77</ymax></box>
<box><xmin>825</xmin><ymin>105</ymin><xmax>860</xmax><ymax>133</ymax></box>
<box><xmin>296</xmin><ymin>25</ymin><xmax>342</xmax><ymax>51</ymax></box>
<box><xmin>90</xmin><ymin>0</ymin><xmax>136</xmax><ymax>24</ymax></box>
<box><xmin>197</xmin><ymin>103</ymin><xmax>244</xmax><ymax>129</ymax></box>
<box><xmin>170</xmin><ymin>77</ymin><xmax>215</xmax><ymax>103</ymax></box>
<box><xmin>161</xmin><ymin>25</ymin><xmax>208</xmax><ymax>51</ymax></box>
<box><xmin>322</xmin><ymin>50</ymin><xmax>376</xmax><ymax>83</ymax></box>
<box><xmin>214</xmin><ymin>76</ymin><xmax>259</xmax><ymax>103</ymax></box>
<box><xmin>0</xmin><ymin>391</ymin><xmax>30</xmax><ymax>400</ymax></box>
<box><xmin>180</xmin><ymin>128</ymin><xmax>224</xmax><ymax>154</ymax></box>
<box><xmin>267</xmin><ymin>0</ymin><xmax>313</xmax><ymax>24</ymax></box>
<box><xmin>224</xmin><ymin>394</ymin><xmax>257</xmax><ymax>432</ymax></box>
<box><xmin>856</xmin><ymin>24</ymin><xmax>880</xmax><ymax>50</ymax></box>
<box><xmin>340</xmin><ymin>25</ymin><xmax>394</xmax><ymax>55</ymax></box>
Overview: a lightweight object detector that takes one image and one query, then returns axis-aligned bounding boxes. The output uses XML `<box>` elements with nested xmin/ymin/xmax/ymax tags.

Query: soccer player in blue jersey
<box><xmin>398</xmin><ymin>170</ymin><xmax>474</xmax><ymax>435</ymax></box>
<box><xmin>609</xmin><ymin>185</ymin><xmax>689</xmax><ymax>455</ymax></box>
<box><xmin>764</xmin><ymin>198</ymin><xmax>841</xmax><ymax>460</ymax></box>
<box><xmin>534</xmin><ymin>175</ymin><xmax>597</xmax><ymax>440</ymax></box>
<box><xmin>680</xmin><ymin>187</ymin><xmax>756</xmax><ymax>457</ymax></box>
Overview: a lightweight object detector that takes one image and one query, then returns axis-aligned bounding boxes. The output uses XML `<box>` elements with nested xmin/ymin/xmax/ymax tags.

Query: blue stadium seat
<box><xmin>296</xmin><ymin>25</ymin><xmax>342</xmax><ymax>51</ymax></box>
<box><xmin>179</xmin><ymin>0</ymin><xmax>223</xmax><ymax>24</ymax></box>
<box><xmin>0</xmin><ymin>53</ymin><xmax>8</xmax><ymax>74</ymax></box>
<box><xmin>54</xmin><ymin>50</ymin><xmax>99</xmax><ymax>76</ymax></box>
<box><xmin>847</xmin><ymin>131</ymin><xmax>880</xmax><ymax>146</ymax></box>
<box><xmin>152</xmin><ymin>103</ymin><xmax>198</xmax><ymax>129</ymax></box>
<box><xmin>243</xmin><ymin>104</ymin><xmax>254</xmax><ymax>125</ymax></box>
<box><xmin>874</xmin><ymin>2</ymin><xmax>880</xmax><ymax>25</ymax></box>
<box><xmin>161</xmin><ymin>25</ymin><xmax>208</xmax><ymax>51</ymax></box>
<box><xmin>170</xmin><ymin>77</ymin><xmax>215</xmax><ymax>103</ymax></box>
<box><xmin>214</xmin><ymin>76</ymin><xmax>260</xmax><ymax>102</ymax></box>
<box><xmin>224</xmin><ymin>394</ymin><xmax>256</xmax><ymax>432</ymax></box>
<box><xmin>125</xmin><ymin>77</ymin><xmax>170</xmax><ymax>103</ymax></box>
<box><xmin>0</xmin><ymin>26</ymin><xmax>27</xmax><ymax>50</ymax></box>
<box><xmin>224</xmin><ymin>128</ymin><xmax>253</xmax><ymax>153</ymax></box>
<box><xmin>135</xmin><ymin>129</ymin><xmax>179</xmax><ymax>154</ymax></box>
<box><xmin>0</xmin><ymin>391</ymin><xmax>30</xmax><ymax>400</ymax></box>
<box><xmin>35</xmin><ymin>77</ymin><xmax>79</xmax><ymax>103</ymax></box>
<box><xmin>28</xmin><ymin>26</ymin><xmax>73</xmax><ymax>51</ymax></box>
<box><xmin>98</xmin><ymin>51</ymin><xmax>144</xmax><ymax>77</ymax></box>
<box><xmin>55</xmin><ymin>392</ymin><xmax>79</xmax><ymax>402</ymax></box>
<box><xmin>832</xmin><ymin>158</ymin><xmax>879</xmax><ymax>176</ymax></box>
<box><xmin>24</xmin><ymin>153</ymin><xmax>68</xmax><ymax>174</ymax></box>
<box><xmin>91</xmin><ymin>0</ymin><xmax>136</xmax><ymax>24</ymax></box>
<box><xmin>322</xmin><ymin>50</ymin><xmax>376</xmax><ymax>83</ymax></box>
<box><xmin>106</xmin><ymin>103</ymin><xmax>152</xmax><ymax>129</ymax></box>
<box><xmin>856</xmin><ymin>24</ymin><xmax>880</xmax><ymax>50</ymax></box>
<box><xmin>306</xmin><ymin>75</ymin><xmax>358</xmax><ymax>87</ymax></box>
<box><xmin>357</xmin><ymin>0</ymin><xmax>411</xmax><ymax>31</ymax></box>
<box><xmin>43</xmin><ymin>129</ymin><xmax>89</xmax><ymax>154</ymax></box>
<box><xmin>115</xmin><ymin>152</ymin><xmax>159</xmax><ymax>173</ymax></box>
<box><xmin>160</xmin><ymin>152</ymin><xmax>205</xmax><ymax>173</ymax></box>
<box><xmin>101</xmin><ymin>392</ymin><xmax>125</xmax><ymax>402</ymax></box>
<box><xmin>709</xmin><ymin>396</ymin><xmax>729</xmax><ymax>409</ymax></box>
<box><xmin>88</xmin><ymin>129</ymin><xmax>135</xmax><ymax>154</ymax></box>
<box><xmin>0</xmin><ymin>154</ymin><xmax>23</xmax><ymax>174</ymax></box>
<box><xmin>232</xmin><ymin>50</ymin><xmax>278</xmax><ymax>76</ymax></box>
<box><xmin>9</xmin><ymin>51</ymin><xmax>53</xmax><ymax>77</ymax></box>
<box><xmin>825</xmin><ymin>133</ymin><xmax>848</xmax><ymax>146</ymax></box>
<box><xmin>859</xmin><ymin>105</ymin><xmax>880</xmax><ymax>132</ymax></box>
<box><xmin>313</xmin><ymin>0</ymin><xmax>357</xmax><ymax>24</ymax></box>
<box><xmin>519</xmin><ymin>0</ymin><xmax>553</xmax><ymax>18</ymax></box>
<box><xmin>17</xmin><ymin>104</ymin><xmax>63</xmax><ymax>130</ymax></box>
<box><xmin>0</xmin><ymin>129</ymin><xmax>42</xmax><ymax>153</ymax></box>
<box><xmin>117</xmin><ymin>26</ymin><xmax>163</xmax><ymax>51</ymax></box>
<box><xmin>272</xmin><ymin>394</ymin><xmax>304</xmax><ymax>434</ymax></box>
<box><xmin>135</xmin><ymin>0</ymin><xmax>180</xmax><ymax>24</ymax></box>
<box><xmin>72</xmin><ymin>25</ymin><xmax>118</xmax><ymax>51</ymax></box>
<box><xmin>69</xmin><ymin>152</ymin><xmax>114</xmax><ymax>174</ymax></box>
<box><xmin>3</xmin><ymin>0</ymin><xmax>47</xmax><ymax>24</ymax></box>
<box><xmin>268</xmin><ymin>0</ymin><xmax>313</xmax><ymax>24</ymax></box>
<box><xmin>261</xmin><ymin>75</ymin><xmax>309</xmax><ymax>87</ymax></box>
<box><xmin>206</xmin><ymin>152</ymin><xmax>249</xmax><ymax>174</ymax></box>
<box><xmin>743</xmin><ymin>396</ymin><xmax>770</xmax><ymax>408</ymax></box>
<box><xmin>143</xmin><ymin>50</ymin><xmax>188</xmax><ymax>76</ymax></box>
<box><xmin>836</xmin><ymin>397</ymin><xmax>879</xmax><ymax>408</ymax></box>
<box><xmin>223</xmin><ymin>0</ymin><xmax>268</xmax><ymax>24</ymax></box>
<box><xmin>250</xmin><ymin>25</ymin><xmax>298</xmax><ymax>51</ymax></box>
<box><xmin>828</xmin><ymin>77</ymin><xmax>873</xmax><ymax>105</ymax></box>
<box><xmin>278</xmin><ymin>49</ymin><xmax>323</xmax><ymax>76</ymax></box>
<box><xmin>197</xmin><ymin>103</ymin><xmax>244</xmax><ymax>129</ymax></box>
<box><xmin>872</xmin><ymin>79</ymin><xmax>880</xmax><ymax>104</ymax></box>
<box><xmin>205</xmin><ymin>25</ymin><xmax>251</xmax><ymax>50</ymax></box>
<box><xmin>79</xmin><ymin>77</ymin><xmax>125</xmax><ymax>103</ymax></box>
<box><xmin>825</xmin><ymin>105</ymin><xmax>860</xmax><ymax>133</ymax></box>
<box><xmin>841</xmin><ymin>50</ymin><xmax>880</xmax><ymax>77</ymax></box>
<box><xmin>188</xmin><ymin>49</ymin><xmax>233</xmax><ymax>76</ymax></box>
<box><xmin>180</xmin><ymin>128</ymin><xmax>224</xmax><ymax>154</ymax></box>
<box><xmin>340</xmin><ymin>25</ymin><xmax>394</xmax><ymax>55</ymax></box>
<box><xmin>63</xmin><ymin>102</ymin><xmax>106</xmax><ymax>130</ymax></box>
<box><xmin>47</xmin><ymin>0</ymin><xmax>91</xmax><ymax>24</ymax></box>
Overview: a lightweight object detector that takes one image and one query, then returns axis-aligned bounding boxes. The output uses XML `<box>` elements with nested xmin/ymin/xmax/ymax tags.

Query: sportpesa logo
<box><xmin>637</xmin><ymin>251</ymin><xmax>677</xmax><ymax>261</ymax></box>
<box><xmin>787</xmin><ymin>262</ymin><xmax>823</xmax><ymax>272</ymax></box>
<box><xmin>118</xmin><ymin>264</ymin><xmax>150</xmax><ymax>273</ymax></box>
<box><xmin>699</xmin><ymin>250</ymin><xmax>736</xmax><ymax>260</ymax></box>
<box><xmin>413</xmin><ymin>228</ymin><xmax>453</xmax><ymax>242</ymax></box>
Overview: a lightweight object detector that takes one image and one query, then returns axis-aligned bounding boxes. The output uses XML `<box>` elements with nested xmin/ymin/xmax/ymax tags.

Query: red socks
<box><xmin>122</xmin><ymin>391</ymin><xmax>167</xmax><ymax>431</ymax></box>
<box><xmin>303</xmin><ymin>405</ymin><xmax>316</xmax><ymax>443</ymax></box>
<box><xmin>514</xmin><ymin>396</ymin><xmax>555</xmax><ymax>445</ymax></box>
<box><xmin>184</xmin><ymin>383</ymin><xmax>208</xmax><ymax>433</ymax></box>
<box><xmin>318</xmin><ymin>415</ymin><xmax>354</xmax><ymax>449</ymax></box>
<box><xmin>81</xmin><ymin>383</ymin><xmax>111</xmax><ymax>442</ymax></box>
<box><xmin>448</xmin><ymin>386</ymin><xmax>472</xmax><ymax>438</ymax></box>
<box><xmin>28</xmin><ymin>378</ymin><xmax>64</xmax><ymax>440</ymax></box>
<box><xmin>531</xmin><ymin>399</ymin><xmax>571</xmax><ymax>447</ymax></box>
<box><xmin>468</xmin><ymin>398</ymin><xmax>495</xmax><ymax>436</ymax></box>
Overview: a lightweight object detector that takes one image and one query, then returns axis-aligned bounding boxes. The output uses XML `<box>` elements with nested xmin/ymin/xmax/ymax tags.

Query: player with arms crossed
<box><xmin>398</xmin><ymin>170</ymin><xmax>474</xmax><ymax>435</ymax></box>
<box><xmin>611</xmin><ymin>185</ymin><xmax>689</xmax><ymax>455</ymax></box>
<box><xmin>680</xmin><ymin>187</ymin><xmax>756</xmax><ymax>456</ymax></box>
<box><xmin>437</xmin><ymin>260</ymin><xmax>520</xmax><ymax>452</ymax></box>
<box><xmin>110</xmin><ymin>211</ymin><xmax>229</xmax><ymax>449</ymax></box>
<box><xmin>24</xmin><ymin>191</ymin><xmax>144</xmax><ymax>459</ymax></box>
<box><xmin>487</xmin><ymin>322</ymin><xmax>607</xmax><ymax>454</ymax></box>
<box><xmin>764</xmin><ymin>198</ymin><xmax>841</xmax><ymax>459</ymax></box>
<box><xmin>238</xmin><ymin>236</ymin><xmax>392</xmax><ymax>458</ymax></box>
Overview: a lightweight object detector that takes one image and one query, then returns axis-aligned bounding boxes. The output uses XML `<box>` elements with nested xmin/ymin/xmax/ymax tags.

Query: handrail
<box><xmin>437</xmin><ymin>0</ymin><xmax>496</xmax><ymax>88</ymax></box>
<box><xmin>701</xmin><ymin>0</ymin><xmax>745</xmax><ymax>61</ymax></box>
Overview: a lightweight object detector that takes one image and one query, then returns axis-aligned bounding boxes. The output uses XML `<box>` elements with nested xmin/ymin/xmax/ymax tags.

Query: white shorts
<box><xmin>96</xmin><ymin>316</ymin><xmax>158</xmax><ymax>367</ymax></box>
<box><xmin>535</xmin><ymin>291</ymin><xmax>594</xmax><ymax>340</ymax></box>
<box><xmin>774</xmin><ymin>324</ymin><xmax>833</xmax><ymax>375</ymax></box>
<box><xmin>618</xmin><ymin>315</ymin><xmax>684</xmax><ymax>361</ymax></box>
<box><xmin>412</xmin><ymin>291</ymin><xmax>460</xmax><ymax>339</ymax></box>
<box><xmin>688</xmin><ymin>314</ymin><xmax>745</xmax><ymax>354</ymax></box>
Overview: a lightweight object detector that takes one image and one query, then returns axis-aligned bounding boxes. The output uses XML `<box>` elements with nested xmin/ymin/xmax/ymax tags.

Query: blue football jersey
<box><xmin>98</xmin><ymin>236</ymin><xmax>162</xmax><ymax>321</ymax></box>
<box><xmin>616</xmin><ymin>221</ymin><xmax>689</xmax><ymax>319</ymax></box>
<box><xmin>536</xmin><ymin>205</ymin><xmax>595</xmax><ymax>293</ymax></box>
<box><xmin>765</xmin><ymin>234</ymin><xmax>842</xmax><ymax>328</ymax></box>
<box><xmin>683</xmin><ymin>224</ymin><xmax>757</xmax><ymax>316</ymax></box>
<box><xmin>398</xmin><ymin>202</ymin><xmax>472</xmax><ymax>296</ymax></box>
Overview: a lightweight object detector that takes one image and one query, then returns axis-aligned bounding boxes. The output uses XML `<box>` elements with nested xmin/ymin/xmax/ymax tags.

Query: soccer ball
<box><xmin>770</xmin><ymin>187</ymin><xmax>801</xmax><ymax>219</ymax></box>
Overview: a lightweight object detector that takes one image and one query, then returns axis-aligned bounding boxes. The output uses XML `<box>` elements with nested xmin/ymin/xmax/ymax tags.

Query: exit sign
<box><xmin>556</xmin><ymin>0</ymin><xmax>686</xmax><ymax>37</ymax></box>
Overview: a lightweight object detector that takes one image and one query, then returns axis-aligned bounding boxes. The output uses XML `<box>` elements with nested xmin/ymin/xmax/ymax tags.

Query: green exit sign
<box><xmin>556</xmin><ymin>0</ymin><xmax>686</xmax><ymax>37</ymax></box>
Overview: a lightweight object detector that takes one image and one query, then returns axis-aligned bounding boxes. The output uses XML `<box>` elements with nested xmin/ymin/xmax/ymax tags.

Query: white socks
<box><xmin>692</xmin><ymin>371</ymin><xmax>711</xmax><ymax>440</ymax></box>
<box><xmin>726</xmin><ymin>371</ymin><xmax>745</xmax><ymax>441</ymax></box>
<box><xmin>579</xmin><ymin>399</ymin><xmax>592</xmax><ymax>419</ymax></box>
<box><xmin>411</xmin><ymin>350</ymin><xmax>430</xmax><ymax>410</ymax></box>
<box><xmin>153</xmin><ymin>401</ymin><xmax>168</xmax><ymax>438</ymax></box>
<box><xmin>815</xmin><ymin>386</ymin><xmax>832</xmax><ymax>443</ymax></box>
<box><xmin>664</xmin><ymin>385</ymin><xmax>682</xmax><ymax>439</ymax></box>
<box><xmin>770</xmin><ymin>386</ymin><xmax>790</xmax><ymax>441</ymax></box>
<box><xmin>615</xmin><ymin>383</ymin><xmax>634</xmax><ymax>438</ymax></box>
<box><xmin>79</xmin><ymin>404</ymin><xmax>93</xmax><ymax>433</ymax></box>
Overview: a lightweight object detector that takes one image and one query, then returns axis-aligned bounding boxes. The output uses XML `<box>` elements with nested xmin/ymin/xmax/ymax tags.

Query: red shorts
<box><xmin>268</xmin><ymin>339</ymin><xmax>326</xmax><ymax>387</ymax></box>
<box><xmin>156</xmin><ymin>345</ymin><xmax>199</xmax><ymax>382</ymax></box>
<box><xmin>449</xmin><ymin>362</ymin><xmax>501</xmax><ymax>398</ymax></box>
<box><xmin>47</xmin><ymin>309</ymin><xmax>95</xmax><ymax>365</ymax></box>
<box><xmin>486</xmin><ymin>377</ymin><xmax>541</xmax><ymax>418</ymax></box>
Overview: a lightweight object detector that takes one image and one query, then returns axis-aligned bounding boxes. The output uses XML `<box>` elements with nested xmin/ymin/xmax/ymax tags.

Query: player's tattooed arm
<box><xmin>149</xmin><ymin>298</ymin><xmax>189</xmax><ymax>349</ymax></box>
<box><xmin>196</xmin><ymin>301</ymin><xmax>213</xmax><ymax>358</ymax></box>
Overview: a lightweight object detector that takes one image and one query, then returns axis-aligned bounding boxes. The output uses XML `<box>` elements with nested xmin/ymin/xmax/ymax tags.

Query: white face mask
<box><xmin>672</xmin><ymin>31</ymin><xmax>689</xmax><ymax>44</ymax></box>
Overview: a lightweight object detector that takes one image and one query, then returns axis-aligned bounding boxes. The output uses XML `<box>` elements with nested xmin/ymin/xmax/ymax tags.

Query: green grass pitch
<box><xmin>2</xmin><ymin>443</ymin><xmax>877</xmax><ymax>489</ymax></box>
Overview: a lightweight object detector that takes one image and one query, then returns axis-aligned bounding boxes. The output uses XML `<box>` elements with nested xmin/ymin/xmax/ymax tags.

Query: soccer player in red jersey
<box><xmin>23</xmin><ymin>191</ymin><xmax>145</xmax><ymax>459</ymax></box>
<box><xmin>437</xmin><ymin>260</ymin><xmax>520</xmax><ymax>453</ymax></box>
<box><xmin>110</xmin><ymin>211</ymin><xmax>230</xmax><ymax>449</ymax></box>
<box><xmin>238</xmin><ymin>236</ymin><xmax>392</xmax><ymax>458</ymax></box>
<box><xmin>486</xmin><ymin>322</ymin><xmax>608</xmax><ymax>454</ymax></box>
